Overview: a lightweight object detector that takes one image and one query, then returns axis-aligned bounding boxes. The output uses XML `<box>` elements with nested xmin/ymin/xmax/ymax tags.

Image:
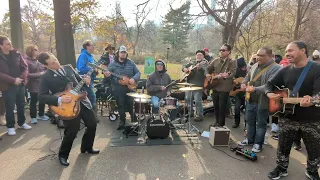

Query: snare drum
<box><xmin>134</xmin><ymin>98</ymin><xmax>151</xmax><ymax>114</ymax></box>
<box><xmin>163</xmin><ymin>97</ymin><xmax>178</xmax><ymax>110</ymax></box>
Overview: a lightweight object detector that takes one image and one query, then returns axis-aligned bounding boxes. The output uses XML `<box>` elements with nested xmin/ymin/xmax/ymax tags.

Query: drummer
<box><xmin>146</xmin><ymin>60</ymin><xmax>172</xmax><ymax>114</ymax></box>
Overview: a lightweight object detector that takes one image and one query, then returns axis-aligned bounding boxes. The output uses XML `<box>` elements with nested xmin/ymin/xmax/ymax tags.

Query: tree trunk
<box><xmin>294</xmin><ymin>0</ymin><xmax>302</xmax><ymax>40</ymax></box>
<box><xmin>222</xmin><ymin>25</ymin><xmax>237</xmax><ymax>47</ymax></box>
<box><xmin>9</xmin><ymin>0</ymin><xmax>24</xmax><ymax>52</ymax></box>
<box><xmin>53</xmin><ymin>0</ymin><xmax>76</xmax><ymax>66</ymax></box>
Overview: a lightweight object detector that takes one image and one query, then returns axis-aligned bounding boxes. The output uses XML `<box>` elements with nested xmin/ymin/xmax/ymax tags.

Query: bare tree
<box><xmin>293</xmin><ymin>0</ymin><xmax>314</xmax><ymax>40</ymax></box>
<box><xmin>197</xmin><ymin>0</ymin><xmax>265</xmax><ymax>47</ymax></box>
<box><xmin>122</xmin><ymin>0</ymin><xmax>153</xmax><ymax>55</ymax></box>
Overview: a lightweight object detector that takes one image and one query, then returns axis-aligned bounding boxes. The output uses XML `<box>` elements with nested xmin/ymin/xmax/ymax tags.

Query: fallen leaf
<box><xmin>182</xmin><ymin>154</ymin><xmax>186</xmax><ymax>158</ymax></box>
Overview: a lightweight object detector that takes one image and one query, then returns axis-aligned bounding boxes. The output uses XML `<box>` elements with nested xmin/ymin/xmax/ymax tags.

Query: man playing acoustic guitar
<box><xmin>182</xmin><ymin>50</ymin><xmax>208</xmax><ymax>121</ymax></box>
<box><xmin>206</xmin><ymin>44</ymin><xmax>236</xmax><ymax>127</ymax></box>
<box><xmin>38</xmin><ymin>53</ymin><xmax>99</xmax><ymax>167</ymax></box>
<box><xmin>238</xmin><ymin>47</ymin><xmax>281</xmax><ymax>153</ymax></box>
<box><xmin>266</xmin><ymin>41</ymin><xmax>320</xmax><ymax>180</ymax></box>
<box><xmin>104</xmin><ymin>46</ymin><xmax>141</xmax><ymax>130</ymax></box>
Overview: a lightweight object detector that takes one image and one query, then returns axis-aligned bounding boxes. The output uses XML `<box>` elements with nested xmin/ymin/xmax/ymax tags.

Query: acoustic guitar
<box><xmin>268</xmin><ymin>87</ymin><xmax>320</xmax><ymax>116</ymax></box>
<box><xmin>180</xmin><ymin>61</ymin><xmax>207</xmax><ymax>82</ymax></box>
<box><xmin>203</xmin><ymin>72</ymin><xmax>231</xmax><ymax>89</ymax></box>
<box><xmin>229</xmin><ymin>77</ymin><xmax>244</xmax><ymax>96</ymax></box>
<box><xmin>49</xmin><ymin>62</ymin><xmax>103</xmax><ymax>120</ymax></box>
<box><xmin>87</xmin><ymin>62</ymin><xmax>136</xmax><ymax>90</ymax></box>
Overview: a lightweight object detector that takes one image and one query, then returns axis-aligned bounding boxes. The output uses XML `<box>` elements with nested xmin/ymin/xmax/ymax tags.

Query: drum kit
<box><xmin>124</xmin><ymin>82</ymin><xmax>203</xmax><ymax>139</ymax></box>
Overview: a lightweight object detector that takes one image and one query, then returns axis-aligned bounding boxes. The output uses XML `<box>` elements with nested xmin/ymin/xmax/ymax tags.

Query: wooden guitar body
<box><xmin>268</xmin><ymin>88</ymin><xmax>296</xmax><ymax>116</ymax></box>
<box><xmin>204</xmin><ymin>74</ymin><xmax>215</xmax><ymax>89</ymax></box>
<box><xmin>49</xmin><ymin>82</ymin><xmax>87</xmax><ymax>120</ymax></box>
<box><xmin>229</xmin><ymin>77</ymin><xmax>244</xmax><ymax>96</ymax></box>
<box><xmin>118</xmin><ymin>75</ymin><xmax>136</xmax><ymax>90</ymax></box>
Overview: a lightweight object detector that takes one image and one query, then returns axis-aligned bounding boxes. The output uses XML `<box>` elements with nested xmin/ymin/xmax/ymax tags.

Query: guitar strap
<box><xmin>291</xmin><ymin>60</ymin><xmax>313</xmax><ymax>97</ymax></box>
<box><xmin>250</xmin><ymin>62</ymin><xmax>275</xmax><ymax>83</ymax></box>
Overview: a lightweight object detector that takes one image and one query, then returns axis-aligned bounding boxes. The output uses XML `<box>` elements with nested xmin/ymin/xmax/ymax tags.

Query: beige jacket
<box><xmin>207</xmin><ymin>57</ymin><xmax>237</xmax><ymax>92</ymax></box>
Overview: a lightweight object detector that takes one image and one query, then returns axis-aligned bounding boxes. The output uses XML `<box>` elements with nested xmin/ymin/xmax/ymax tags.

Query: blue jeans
<box><xmin>186</xmin><ymin>90</ymin><xmax>203</xmax><ymax>117</ymax></box>
<box><xmin>151</xmin><ymin>96</ymin><xmax>160</xmax><ymax>113</ymax></box>
<box><xmin>245</xmin><ymin>102</ymin><xmax>269</xmax><ymax>146</ymax></box>
<box><xmin>151</xmin><ymin>96</ymin><xmax>177</xmax><ymax>120</ymax></box>
<box><xmin>84</xmin><ymin>83</ymin><xmax>96</xmax><ymax>109</ymax></box>
<box><xmin>3</xmin><ymin>85</ymin><xmax>26</xmax><ymax>128</ymax></box>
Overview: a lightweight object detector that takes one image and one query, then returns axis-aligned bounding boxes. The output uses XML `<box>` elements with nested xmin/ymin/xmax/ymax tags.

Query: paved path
<box><xmin>0</xmin><ymin>113</ymin><xmax>311</xmax><ymax>180</ymax></box>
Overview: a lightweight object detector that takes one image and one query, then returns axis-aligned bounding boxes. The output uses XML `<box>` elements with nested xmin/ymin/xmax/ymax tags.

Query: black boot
<box><xmin>59</xmin><ymin>157</ymin><xmax>70</xmax><ymax>166</ymax></box>
<box><xmin>117</xmin><ymin>120</ymin><xmax>125</xmax><ymax>130</ymax></box>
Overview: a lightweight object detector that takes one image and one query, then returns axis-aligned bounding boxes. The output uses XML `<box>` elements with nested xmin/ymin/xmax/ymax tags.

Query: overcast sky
<box><xmin>0</xmin><ymin>0</ymin><xmax>206</xmax><ymax>26</ymax></box>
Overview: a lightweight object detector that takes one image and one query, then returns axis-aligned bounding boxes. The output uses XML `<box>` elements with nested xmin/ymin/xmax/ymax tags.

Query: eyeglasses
<box><xmin>120</xmin><ymin>51</ymin><xmax>127</xmax><ymax>54</ymax></box>
<box><xmin>156</xmin><ymin>62</ymin><xmax>163</xmax><ymax>66</ymax></box>
<box><xmin>219</xmin><ymin>49</ymin><xmax>228</xmax><ymax>52</ymax></box>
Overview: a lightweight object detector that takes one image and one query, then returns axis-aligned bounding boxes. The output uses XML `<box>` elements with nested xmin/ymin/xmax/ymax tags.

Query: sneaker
<box><xmin>0</xmin><ymin>116</ymin><xmax>6</xmax><ymax>126</ymax></box>
<box><xmin>272</xmin><ymin>135</ymin><xmax>279</xmax><ymax>140</ymax></box>
<box><xmin>251</xmin><ymin>144</ymin><xmax>262</xmax><ymax>153</ymax></box>
<box><xmin>271</xmin><ymin>123</ymin><xmax>279</xmax><ymax>133</ymax></box>
<box><xmin>305</xmin><ymin>170</ymin><xmax>320</xmax><ymax>180</ymax></box>
<box><xmin>238</xmin><ymin>138</ymin><xmax>253</xmax><ymax>146</ymax></box>
<box><xmin>37</xmin><ymin>115</ymin><xmax>50</xmax><ymax>121</ymax></box>
<box><xmin>31</xmin><ymin>118</ymin><xmax>38</xmax><ymax>124</ymax></box>
<box><xmin>20</xmin><ymin>123</ymin><xmax>32</xmax><ymax>130</ymax></box>
<box><xmin>293</xmin><ymin>143</ymin><xmax>302</xmax><ymax>151</ymax></box>
<box><xmin>268</xmin><ymin>166</ymin><xmax>288</xmax><ymax>180</ymax></box>
<box><xmin>7</xmin><ymin>128</ymin><xmax>16</xmax><ymax>136</ymax></box>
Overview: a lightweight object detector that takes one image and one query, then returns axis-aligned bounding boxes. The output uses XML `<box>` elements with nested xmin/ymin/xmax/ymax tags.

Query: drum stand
<box><xmin>126</xmin><ymin>97</ymin><xmax>147</xmax><ymax>140</ymax></box>
<box><xmin>184</xmin><ymin>89</ymin><xmax>201</xmax><ymax>136</ymax></box>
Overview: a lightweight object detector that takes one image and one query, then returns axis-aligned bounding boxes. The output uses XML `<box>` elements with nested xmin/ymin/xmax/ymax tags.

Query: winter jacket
<box><xmin>0</xmin><ymin>49</ymin><xmax>28</xmax><ymax>91</ymax></box>
<box><xmin>107</xmin><ymin>57</ymin><xmax>141</xmax><ymax>89</ymax></box>
<box><xmin>26</xmin><ymin>56</ymin><xmax>46</xmax><ymax>93</ymax></box>
<box><xmin>182</xmin><ymin>59</ymin><xmax>208</xmax><ymax>87</ymax></box>
<box><xmin>76</xmin><ymin>48</ymin><xmax>97</xmax><ymax>81</ymax></box>
<box><xmin>146</xmin><ymin>60</ymin><xmax>172</xmax><ymax>99</ymax></box>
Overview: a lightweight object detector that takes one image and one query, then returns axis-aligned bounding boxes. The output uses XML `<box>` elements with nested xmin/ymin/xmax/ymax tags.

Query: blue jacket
<box><xmin>76</xmin><ymin>48</ymin><xmax>96</xmax><ymax>81</ymax></box>
<box><xmin>108</xmin><ymin>57</ymin><xmax>141</xmax><ymax>89</ymax></box>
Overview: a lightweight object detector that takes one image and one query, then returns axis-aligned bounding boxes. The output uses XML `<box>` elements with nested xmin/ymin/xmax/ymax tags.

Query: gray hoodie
<box><xmin>146</xmin><ymin>60</ymin><xmax>172</xmax><ymax>99</ymax></box>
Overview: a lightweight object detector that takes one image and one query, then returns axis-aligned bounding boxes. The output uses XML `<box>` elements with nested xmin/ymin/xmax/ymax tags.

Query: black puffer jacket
<box><xmin>146</xmin><ymin>60</ymin><xmax>172</xmax><ymax>99</ymax></box>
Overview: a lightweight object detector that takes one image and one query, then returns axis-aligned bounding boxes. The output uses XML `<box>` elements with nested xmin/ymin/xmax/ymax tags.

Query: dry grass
<box><xmin>97</xmin><ymin>63</ymin><xmax>183</xmax><ymax>80</ymax></box>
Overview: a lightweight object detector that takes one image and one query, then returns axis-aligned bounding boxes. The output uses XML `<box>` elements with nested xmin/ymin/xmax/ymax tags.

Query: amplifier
<box><xmin>209</xmin><ymin>126</ymin><xmax>231</xmax><ymax>147</ymax></box>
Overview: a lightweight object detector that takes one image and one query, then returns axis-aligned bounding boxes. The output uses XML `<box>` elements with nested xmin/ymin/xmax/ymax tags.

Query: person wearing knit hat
<box><xmin>182</xmin><ymin>50</ymin><xmax>209</xmax><ymax>121</ymax></box>
<box><xmin>203</xmin><ymin>48</ymin><xmax>213</xmax><ymax>62</ymax></box>
<box><xmin>146</xmin><ymin>60</ymin><xmax>173</xmax><ymax>115</ymax></box>
<box><xmin>312</xmin><ymin>50</ymin><xmax>320</xmax><ymax>63</ymax></box>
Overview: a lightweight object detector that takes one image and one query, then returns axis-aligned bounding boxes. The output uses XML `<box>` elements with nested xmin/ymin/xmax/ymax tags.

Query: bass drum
<box><xmin>146</xmin><ymin>116</ymin><xmax>170</xmax><ymax>139</ymax></box>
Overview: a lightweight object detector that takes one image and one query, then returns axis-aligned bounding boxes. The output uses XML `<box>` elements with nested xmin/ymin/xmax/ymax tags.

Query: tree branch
<box><xmin>236</xmin><ymin>0</ymin><xmax>264</xmax><ymax>30</ymax></box>
<box><xmin>199</xmin><ymin>0</ymin><xmax>226</xmax><ymax>26</ymax></box>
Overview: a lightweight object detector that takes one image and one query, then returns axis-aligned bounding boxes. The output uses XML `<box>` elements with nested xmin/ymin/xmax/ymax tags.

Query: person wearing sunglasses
<box><xmin>146</xmin><ymin>60</ymin><xmax>172</xmax><ymax>114</ymax></box>
<box><xmin>25</xmin><ymin>46</ymin><xmax>49</xmax><ymax>124</ymax></box>
<box><xmin>207</xmin><ymin>44</ymin><xmax>237</xmax><ymax>127</ymax></box>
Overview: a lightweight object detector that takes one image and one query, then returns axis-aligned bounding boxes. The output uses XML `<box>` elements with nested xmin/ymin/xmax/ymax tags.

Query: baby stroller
<box><xmin>95</xmin><ymin>82</ymin><xmax>118</xmax><ymax>121</ymax></box>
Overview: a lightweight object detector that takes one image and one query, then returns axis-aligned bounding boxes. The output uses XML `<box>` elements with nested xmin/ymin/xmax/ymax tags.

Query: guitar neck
<box><xmin>95</xmin><ymin>66</ymin><xmax>123</xmax><ymax>79</ymax></box>
<box><xmin>283</xmin><ymin>98</ymin><xmax>304</xmax><ymax>104</ymax></box>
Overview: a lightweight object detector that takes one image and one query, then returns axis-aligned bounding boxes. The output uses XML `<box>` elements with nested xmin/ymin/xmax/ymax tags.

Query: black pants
<box><xmin>30</xmin><ymin>92</ymin><xmax>45</xmax><ymax>118</ymax></box>
<box><xmin>59</xmin><ymin>104</ymin><xmax>97</xmax><ymax>158</ymax></box>
<box><xmin>211</xmin><ymin>91</ymin><xmax>229</xmax><ymax>126</ymax></box>
<box><xmin>277</xmin><ymin>118</ymin><xmax>320</xmax><ymax>172</ymax></box>
<box><xmin>272</xmin><ymin>116</ymin><xmax>279</xmax><ymax>124</ymax></box>
<box><xmin>2</xmin><ymin>85</ymin><xmax>26</xmax><ymax>128</ymax></box>
<box><xmin>113</xmin><ymin>87</ymin><xmax>135</xmax><ymax>126</ymax></box>
<box><xmin>234</xmin><ymin>93</ymin><xmax>245</xmax><ymax>125</ymax></box>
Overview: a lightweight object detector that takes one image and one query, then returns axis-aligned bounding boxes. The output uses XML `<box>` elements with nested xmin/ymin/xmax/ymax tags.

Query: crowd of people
<box><xmin>0</xmin><ymin>35</ymin><xmax>319</xmax><ymax>179</ymax></box>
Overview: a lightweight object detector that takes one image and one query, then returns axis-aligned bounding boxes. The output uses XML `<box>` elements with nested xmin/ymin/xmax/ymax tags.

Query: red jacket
<box><xmin>0</xmin><ymin>49</ymin><xmax>28</xmax><ymax>91</ymax></box>
<box><xmin>279</xmin><ymin>58</ymin><xmax>290</xmax><ymax>67</ymax></box>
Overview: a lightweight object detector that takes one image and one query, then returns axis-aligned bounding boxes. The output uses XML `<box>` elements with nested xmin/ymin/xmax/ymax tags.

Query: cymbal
<box><xmin>176</xmin><ymin>82</ymin><xmax>195</xmax><ymax>86</ymax></box>
<box><xmin>179</xmin><ymin>87</ymin><xmax>203</xmax><ymax>91</ymax></box>
<box><xmin>126</xmin><ymin>92</ymin><xmax>151</xmax><ymax>99</ymax></box>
